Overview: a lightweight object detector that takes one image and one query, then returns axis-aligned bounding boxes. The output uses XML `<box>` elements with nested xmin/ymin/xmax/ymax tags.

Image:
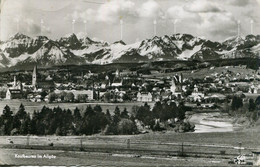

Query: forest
<box><xmin>0</xmin><ymin>102</ymin><xmax>194</xmax><ymax>136</ymax></box>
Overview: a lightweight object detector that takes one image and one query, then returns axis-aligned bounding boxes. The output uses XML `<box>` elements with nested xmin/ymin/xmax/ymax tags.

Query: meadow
<box><xmin>0</xmin><ymin>129</ymin><xmax>259</xmax><ymax>166</ymax></box>
<box><xmin>0</xmin><ymin>99</ymin><xmax>154</xmax><ymax>115</ymax></box>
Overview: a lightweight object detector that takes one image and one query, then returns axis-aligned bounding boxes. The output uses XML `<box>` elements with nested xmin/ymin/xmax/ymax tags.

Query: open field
<box><xmin>0</xmin><ymin>99</ymin><xmax>154</xmax><ymax>115</ymax></box>
<box><xmin>0</xmin><ymin>111</ymin><xmax>258</xmax><ymax>166</ymax></box>
<box><xmin>0</xmin><ymin>129</ymin><xmax>259</xmax><ymax>166</ymax></box>
<box><xmin>0</xmin><ymin>148</ymin><xmax>235</xmax><ymax>166</ymax></box>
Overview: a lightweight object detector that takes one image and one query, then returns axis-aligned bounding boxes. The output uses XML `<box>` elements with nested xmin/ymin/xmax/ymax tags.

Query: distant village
<box><xmin>0</xmin><ymin>64</ymin><xmax>260</xmax><ymax>111</ymax></box>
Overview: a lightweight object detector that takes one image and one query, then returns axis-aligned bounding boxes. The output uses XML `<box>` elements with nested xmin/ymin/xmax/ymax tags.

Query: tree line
<box><xmin>226</xmin><ymin>95</ymin><xmax>260</xmax><ymax>122</ymax></box>
<box><xmin>0</xmin><ymin>101</ymin><xmax>193</xmax><ymax>136</ymax></box>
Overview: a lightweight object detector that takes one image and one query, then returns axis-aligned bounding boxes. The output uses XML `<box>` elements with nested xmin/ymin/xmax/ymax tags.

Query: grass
<box><xmin>0</xmin><ymin>130</ymin><xmax>258</xmax><ymax>166</ymax></box>
<box><xmin>0</xmin><ymin>99</ymin><xmax>153</xmax><ymax>115</ymax></box>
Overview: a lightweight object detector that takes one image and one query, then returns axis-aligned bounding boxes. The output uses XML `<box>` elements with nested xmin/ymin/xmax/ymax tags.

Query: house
<box><xmin>6</xmin><ymin>89</ymin><xmax>23</xmax><ymax>99</ymax></box>
<box><xmin>54</xmin><ymin>90</ymin><xmax>94</xmax><ymax>100</ymax></box>
<box><xmin>71</xmin><ymin>90</ymin><xmax>94</xmax><ymax>100</ymax></box>
<box><xmin>37</xmin><ymin>81</ymin><xmax>55</xmax><ymax>91</ymax></box>
<box><xmin>252</xmin><ymin>151</ymin><xmax>260</xmax><ymax>166</ymax></box>
<box><xmin>137</xmin><ymin>92</ymin><xmax>153</xmax><ymax>102</ymax></box>
<box><xmin>111</xmin><ymin>82</ymin><xmax>123</xmax><ymax>87</ymax></box>
<box><xmin>248</xmin><ymin>85</ymin><xmax>259</xmax><ymax>94</ymax></box>
<box><xmin>189</xmin><ymin>85</ymin><xmax>204</xmax><ymax>102</ymax></box>
<box><xmin>160</xmin><ymin>91</ymin><xmax>171</xmax><ymax>100</ymax></box>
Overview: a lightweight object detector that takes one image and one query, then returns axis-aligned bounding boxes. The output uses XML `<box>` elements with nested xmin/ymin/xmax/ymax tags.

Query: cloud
<box><xmin>138</xmin><ymin>0</ymin><xmax>163</xmax><ymax>19</ymax></box>
<box><xmin>257</xmin><ymin>0</ymin><xmax>260</xmax><ymax>5</ymax></box>
<box><xmin>65</xmin><ymin>0</ymin><xmax>137</xmax><ymax>24</ymax></box>
<box><xmin>68</xmin><ymin>0</ymin><xmax>166</xmax><ymax>24</ymax></box>
<box><xmin>166</xmin><ymin>1</ymin><xmax>238</xmax><ymax>40</ymax></box>
<box><xmin>198</xmin><ymin>12</ymin><xmax>237</xmax><ymax>39</ymax></box>
<box><xmin>184</xmin><ymin>0</ymin><xmax>223</xmax><ymax>13</ymax></box>
<box><xmin>96</xmin><ymin>0</ymin><xmax>136</xmax><ymax>23</ymax></box>
<box><xmin>80</xmin><ymin>9</ymin><xmax>96</xmax><ymax>21</ymax></box>
<box><xmin>228</xmin><ymin>0</ymin><xmax>250</xmax><ymax>6</ymax></box>
<box><xmin>21</xmin><ymin>18</ymin><xmax>51</xmax><ymax>35</ymax></box>
<box><xmin>167</xmin><ymin>6</ymin><xmax>200</xmax><ymax>21</ymax></box>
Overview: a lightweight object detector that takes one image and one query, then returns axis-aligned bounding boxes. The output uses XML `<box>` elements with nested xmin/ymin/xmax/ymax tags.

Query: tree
<box><xmin>73</xmin><ymin>107</ymin><xmax>81</xmax><ymax>121</ymax></box>
<box><xmin>122</xmin><ymin>94</ymin><xmax>130</xmax><ymax>101</ymax></box>
<box><xmin>48</xmin><ymin>92</ymin><xmax>57</xmax><ymax>103</ymax></box>
<box><xmin>12</xmin><ymin>115</ymin><xmax>21</xmax><ymax>133</ymax></box>
<box><xmin>105</xmin><ymin>109</ymin><xmax>112</xmax><ymax>122</ymax></box>
<box><xmin>77</xmin><ymin>94</ymin><xmax>88</xmax><ymax>102</ymax></box>
<box><xmin>65</xmin><ymin>92</ymin><xmax>74</xmax><ymax>102</ymax></box>
<box><xmin>59</xmin><ymin>91</ymin><xmax>67</xmax><ymax>101</ymax></box>
<box><xmin>16</xmin><ymin>104</ymin><xmax>27</xmax><ymax>119</ymax></box>
<box><xmin>2</xmin><ymin>105</ymin><xmax>13</xmax><ymax>120</ymax></box>
<box><xmin>84</xmin><ymin>105</ymin><xmax>94</xmax><ymax>118</ymax></box>
<box><xmin>2</xmin><ymin>105</ymin><xmax>13</xmax><ymax>135</ymax></box>
<box><xmin>231</xmin><ymin>96</ymin><xmax>243</xmax><ymax>111</ymax></box>
<box><xmin>20</xmin><ymin>113</ymin><xmax>31</xmax><ymax>135</ymax></box>
<box><xmin>40</xmin><ymin>91</ymin><xmax>48</xmax><ymax>100</ymax></box>
<box><xmin>104</xmin><ymin>92</ymin><xmax>111</xmax><ymax>102</ymax></box>
<box><xmin>117</xmin><ymin>119</ymin><xmax>138</xmax><ymax>135</ymax></box>
<box><xmin>94</xmin><ymin>105</ymin><xmax>102</xmax><ymax>113</ymax></box>
<box><xmin>120</xmin><ymin>108</ymin><xmax>129</xmax><ymax>119</ymax></box>
<box><xmin>249</xmin><ymin>99</ymin><xmax>256</xmax><ymax>112</ymax></box>
<box><xmin>113</xmin><ymin>106</ymin><xmax>121</xmax><ymax>124</ymax></box>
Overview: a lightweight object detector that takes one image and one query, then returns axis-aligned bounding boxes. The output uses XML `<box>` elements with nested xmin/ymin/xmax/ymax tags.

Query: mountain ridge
<box><xmin>0</xmin><ymin>33</ymin><xmax>259</xmax><ymax>69</ymax></box>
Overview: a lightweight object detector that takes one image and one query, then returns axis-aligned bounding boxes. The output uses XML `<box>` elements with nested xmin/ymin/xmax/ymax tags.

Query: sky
<box><xmin>0</xmin><ymin>0</ymin><xmax>260</xmax><ymax>43</ymax></box>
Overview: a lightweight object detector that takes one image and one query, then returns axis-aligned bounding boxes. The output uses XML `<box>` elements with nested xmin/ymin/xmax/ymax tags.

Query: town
<box><xmin>0</xmin><ymin>60</ymin><xmax>259</xmax><ymax>111</ymax></box>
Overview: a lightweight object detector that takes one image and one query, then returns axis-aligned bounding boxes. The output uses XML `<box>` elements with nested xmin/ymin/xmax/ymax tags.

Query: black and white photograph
<box><xmin>0</xmin><ymin>0</ymin><xmax>259</xmax><ymax>166</ymax></box>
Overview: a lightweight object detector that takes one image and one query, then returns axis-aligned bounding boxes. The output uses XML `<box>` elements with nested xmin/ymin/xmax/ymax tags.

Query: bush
<box><xmin>117</xmin><ymin>119</ymin><xmax>138</xmax><ymax>135</ymax></box>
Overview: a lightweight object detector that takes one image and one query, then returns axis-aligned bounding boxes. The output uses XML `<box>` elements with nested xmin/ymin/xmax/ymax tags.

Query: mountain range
<box><xmin>0</xmin><ymin>33</ymin><xmax>259</xmax><ymax>69</ymax></box>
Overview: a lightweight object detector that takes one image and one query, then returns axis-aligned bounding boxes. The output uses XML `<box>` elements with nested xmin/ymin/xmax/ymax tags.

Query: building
<box><xmin>137</xmin><ymin>92</ymin><xmax>153</xmax><ymax>102</ymax></box>
<box><xmin>170</xmin><ymin>75</ymin><xmax>183</xmax><ymax>97</ymax></box>
<box><xmin>72</xmin><ymin>90</ymin><xmax>94</xmax><ymax>100</ymax></box>
<box><xmin>111</xmin><ymin>82</ymin><xmax>123</xmax><ymax>87</ymax></box>
<box><xmin>32</xmin><ymin>66</ymin><xmax>37</xmax><ymax>87</ymax></box>
<box><xmin>170</xmin><ymin>79</ymin><xmax>177</xmax><ymax>93</ymax></box>
<box><xmin>6</xmin><ymin>76</ymin><xmax>23</xmax><ymax>99</ymax></box>
<box><xmin>189</xmin><ymin>84</ymin><xmax>205</xmax><ymax>102</ymax></box>
<box><xmin>31</xmin><ymin>66</ymin><xmax>55</xmax><ymax>91</ymax></box>
<box><xmin>54</xmin><ymin>90</ymin><xmax>94</xmax><ymax>101</ymax></box>
<box><xmin>171</xmin><ymin>74</ymin><xmax>183</xmax><ymax>93</ymax></box>
<box><xmin>6</xmin><ymin>89</ymin><xmax>23</xmax><ymax>99</ymax></box>
<box><xmin>37</xmin><ymin>81</ymin><xmax>55</xmax><ymax>91</ymax></box>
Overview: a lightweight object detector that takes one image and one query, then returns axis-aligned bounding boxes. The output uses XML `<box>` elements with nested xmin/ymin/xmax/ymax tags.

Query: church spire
<box><xmin>13</xmin><ymin>76</ymin><xmax>17</xmax><ymax>88</ymax></box>
<box><xmin>32</xmin><ymin>66</ymin><xmax>37</xmax><ymax>87</ymax></box>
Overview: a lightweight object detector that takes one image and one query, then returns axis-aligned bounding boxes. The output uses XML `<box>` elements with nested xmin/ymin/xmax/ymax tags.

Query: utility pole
<box><xmin>173</xmin><ymin>19</ymin><xmax>178</xmax><ymax>34</ymax></box>
<box><xmin>181</xmin><ymin>142</ymin><xmax>184</xmax><ymax>156</ymax></box>
<box><xmin>84</xmin><ymin>20</ymin><xmax>87</xmax><ymax>45</ymax></box>
<box><xmin>72</xmin><ymin>19</ymin><xmax>75</xmax><ymax>34</ymax></box>
<box><xmin>16</xmin><ymin>18</ymin><xmax>20</xmax><ymax>32</ymax></box>
<box><xmin>250</xmin><ymin>20</ymin><xmax>254</xmax><ymax>35</ymax></box>
<box><xmin>120</xmin><ymin>19</ymin><xmax>123</xmax><ymax>41</ymax></box>
<box><xmin>40</xmin><ymin>19</ymin><xmax>44</xmax><ymax>36</ymax></box>
<box><xmin>27</xmin><ymin>135</ymin><xmax>30</xmax><ymax>146</ymax></box>
<box><xmin>0</xmin><ymin>0</ymin><xmax>7</xmax><ymax>40</ymax></box>
<box><xmin>239</xmin><ymin>142</ymin><xmax>242</xmax><ymax>155</ymax></box>
<box><xmin>127</xmin><ymin>139</ymin><xmax>130</xmax><ymax>149</ymax></box>
<box><xmin>237</xmin><ymin>20</ymin><xmax>240</xmax><ymax>44</ymax></box>
<box><xmin>153</xmin><ymin>19</ymin><xmax>157</xmax><ymax>36</ymax></box>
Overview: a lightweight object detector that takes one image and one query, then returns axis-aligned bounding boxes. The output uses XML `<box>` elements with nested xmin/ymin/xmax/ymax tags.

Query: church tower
<box><xmin>32</xmin><ymin>66</ymin><xmax>37</xmax><ymax>87</ymax></box>
<box><xmin>13</xmin><ymin>76</ymin><xmax>17</xmax><ymax>88</ymax></box>
<box><xmin>170</xmin><ymin>78</ymin><xmax>176</xmax><ymax>93</ymax></box>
